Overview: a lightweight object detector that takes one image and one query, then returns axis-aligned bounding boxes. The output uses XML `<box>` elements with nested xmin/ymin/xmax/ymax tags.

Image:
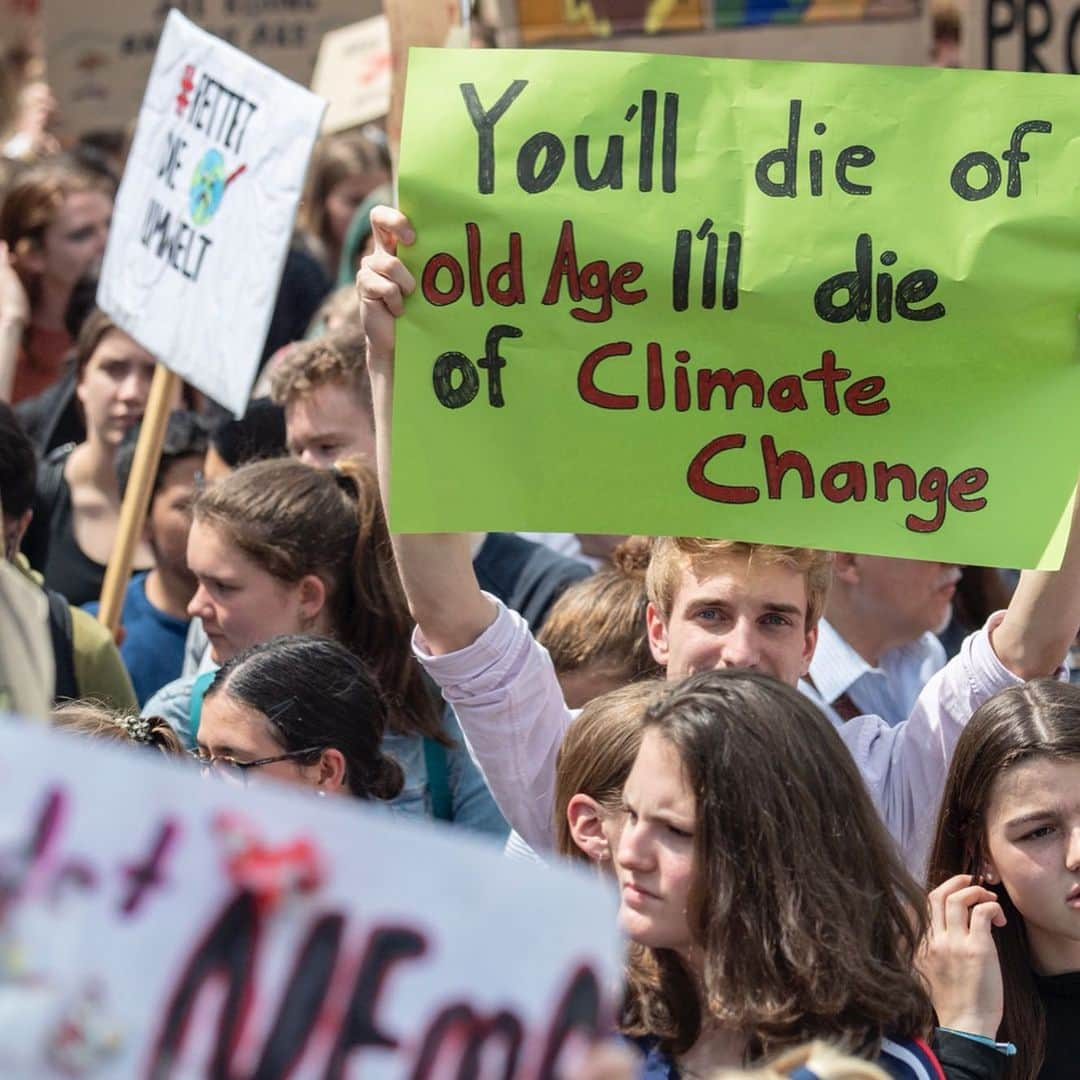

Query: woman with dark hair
<box><xmin>20</xmin><ymin>307</ymin><xmax>167</xmax><ymax>605</ymax></box>
<box><xmin>613</xmin><ymin>669</ymin><xmax>939</xmax><ymax>1078</ymax></box>
<box><xmin>922</xmin><ymin>678</ymin><xmax>1080</xmax><ymax>1080</ymax></box>
<box><xmin>196</xmin><ymin>635</ymin><xmax>404</xmax><ymax>801</ymax></box>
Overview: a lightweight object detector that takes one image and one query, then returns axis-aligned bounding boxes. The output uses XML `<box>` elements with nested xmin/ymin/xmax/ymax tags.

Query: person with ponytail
<box><xmin>922</xmin><ymin>678</ymin><xmax>1080</xmax><ymax>1080</ymax></box>
<box><xmin>143</xmin><ymin>455</ymin><xmax>506</xmax><ymax>836</ymax></box>
<box><xmin>196</xmin><ymin>635</ymin><xmax>404</xmax><ymax>801</ymax></box>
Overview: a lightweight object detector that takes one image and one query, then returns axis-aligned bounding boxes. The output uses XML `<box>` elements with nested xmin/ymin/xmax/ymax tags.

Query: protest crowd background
<box><xmin>1</xmin><ymin>1</ymin><xmax>1079</xmax><ymax>1078</ymax></box>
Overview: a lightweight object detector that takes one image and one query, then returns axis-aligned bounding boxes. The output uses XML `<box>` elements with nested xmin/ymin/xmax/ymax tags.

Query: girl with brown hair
<box><xmin>296</xmin><ymin>131</ymin><xmax>390</xmax><ymax>280</ymax></box>
<box><xmin>611</xmin><ymin>669</ymin><xmax>940</xmax><ymax>1078</ymax></box>
<box><xmin>0</xmin><ymin>165</ymin><xmax>112</xmax><ymax>403</ymax></box>
<box><xmin>144</xmin><ymin>455</ymin><xmax>506</xmax><ymax>836</ymax></box>
<box><xmin>922</xmin><ymin>678</ymin><xmax>1080</xmax><ymax>1080</ymax></box>
<box><xmin>552</xmin><ymin>680</ymin><xmax>656</xmax><ymax>863</ymax></box>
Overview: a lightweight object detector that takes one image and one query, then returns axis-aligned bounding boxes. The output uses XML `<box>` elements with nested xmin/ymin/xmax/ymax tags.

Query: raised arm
<box><xmin>358</xmin><ymin>206</ymin><xmax>496</xmax><ymax>654</ymax></box>
<box><xmin>358</xmin><ymin>207</ymin><xmax>574</xmax><ymax>853</ymax></box>
<box><xmin>848</xmin><ymin>486</ymin><xmax>1080</xmax><ymax>875</ymax></box>
<box><xmin>0</xmin><ymin>243</ymin><xmax>30</xmax><ymax>404</ymax></box>
<box><xmin>989</xmin><ymin>491</ymin><xmax>1080</xmax><ymax>677</ymax></box>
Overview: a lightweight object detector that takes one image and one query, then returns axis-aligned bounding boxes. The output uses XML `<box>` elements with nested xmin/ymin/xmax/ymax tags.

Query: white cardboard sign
<box><xmin>310</xmin><ymin>15</ymin><xmax>392</xmax><ymax>134</ymax></box>
<box><xmin>0</xmin><ymin>719</ymin><xmax>623</xmax><ymax>1078</ymax></box>
<box><xmin>97</xmin><ymin>10</ymin><xmax>325</xmax><ymax>415</ymax></box>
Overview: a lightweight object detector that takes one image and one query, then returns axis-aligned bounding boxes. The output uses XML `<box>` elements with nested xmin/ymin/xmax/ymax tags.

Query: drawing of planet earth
<box><xmin>189</xmin><ymin>148</ymin><xmax>226</xmax><ymax>226</ymax></box>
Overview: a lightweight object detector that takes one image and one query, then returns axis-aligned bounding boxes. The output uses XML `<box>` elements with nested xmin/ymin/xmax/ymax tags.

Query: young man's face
<box><xmin>285</xmin><ymin>378</ymin><xmax>375</xmax><ymax>469</ymax></box>
<box><xmin>646</xmin><ymin>552</ymin><xmax>817</xmax><ymax>686</ymax></box>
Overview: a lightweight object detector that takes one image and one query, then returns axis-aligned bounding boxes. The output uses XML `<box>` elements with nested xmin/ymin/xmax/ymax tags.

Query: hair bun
<box><xmin>367</xmin><ymin>753</ymin><xmax>405</xmax><ymax>801</ymax></box>
<box><xmin>612</xmin><ymin>535</ymin><xmax>653</xmax><ymax>576</ymax></box>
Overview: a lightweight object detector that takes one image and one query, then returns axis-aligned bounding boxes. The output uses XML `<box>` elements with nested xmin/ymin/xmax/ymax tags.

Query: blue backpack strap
<box><xmin>422</xmin><ymin>736</ymin><xmax>452</xmax><ymax>821</ymax></box>
<box><xmin>188</xmin><ymin>670</ymin><xmax>217</xmax><ymax>741</ymax></box>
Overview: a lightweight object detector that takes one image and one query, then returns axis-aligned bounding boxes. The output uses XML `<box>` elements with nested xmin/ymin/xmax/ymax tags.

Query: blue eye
<box><xmin>761</xmin><ymin>613</ymin><xmax>791</xmax><ymax>627</ymax></box>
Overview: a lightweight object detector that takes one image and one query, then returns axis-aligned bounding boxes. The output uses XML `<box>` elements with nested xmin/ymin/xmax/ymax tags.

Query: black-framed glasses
<box><xmin>189</xmin><ymin>746</ymin><xmax>323</xmax><ymax>785</ymax></box>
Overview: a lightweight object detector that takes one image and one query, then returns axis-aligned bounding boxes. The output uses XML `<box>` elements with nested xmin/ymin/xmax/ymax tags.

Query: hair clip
<box><xmin>119</xmin><ymin>716</ymin><xmax>154</xmax><ymax>743</ymax></box>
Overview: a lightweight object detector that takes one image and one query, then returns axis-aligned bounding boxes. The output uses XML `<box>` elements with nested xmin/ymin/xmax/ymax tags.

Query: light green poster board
<box><xmin>394</xmin><ymin>47</ymin><xmax>1080</xmax><ymax>568</ymax></box>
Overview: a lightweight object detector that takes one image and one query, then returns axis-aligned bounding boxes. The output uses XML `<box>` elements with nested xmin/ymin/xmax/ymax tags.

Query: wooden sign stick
<box><xmin>96</xmin><ymin>363</ymin><xmax>181</xmax><ymax>637</ymax></box>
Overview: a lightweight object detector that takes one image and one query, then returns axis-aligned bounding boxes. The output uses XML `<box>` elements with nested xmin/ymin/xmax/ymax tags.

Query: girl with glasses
<box><xmin>193</xmin><ymin>634</ymin><xmax>403</xmax><ymax>801</ymax></box>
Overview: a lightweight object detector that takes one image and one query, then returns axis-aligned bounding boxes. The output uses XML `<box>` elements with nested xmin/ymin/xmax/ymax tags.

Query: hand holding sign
<box><xmin>358</xmin><ymin>204</ymin><xmax>416</xmax><ymax>361</ymax></box>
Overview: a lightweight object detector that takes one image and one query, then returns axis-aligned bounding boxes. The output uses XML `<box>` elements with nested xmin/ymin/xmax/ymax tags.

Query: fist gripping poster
<box><xmin>98</xmin><ymin>11</ymin><xmax>325</xmax><ymax>415</ymax></box>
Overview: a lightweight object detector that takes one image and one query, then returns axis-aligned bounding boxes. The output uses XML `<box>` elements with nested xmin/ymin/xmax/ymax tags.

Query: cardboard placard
<box><xmin>393</xmin><ymin>47</ymin><xmax>1080</xmax><ymax>569</ymax></box>
<box><xmin>43</xmin><ymin>0</ymin><xmax>375</xmax><ymax>140</ymax></box>
<box><xmin>0</xmin><ymin>717</ymin><xmax>624</xmax><ymax>1077</ymax></box>
<box><xmin>384</xmin><ymin>0</ymin><xmax>466</xmax><ymax>163</ymax></box>
<box><xmin>310</xmin><ymin>15</ymin><xmax>391</xmax><ymax>134</ymax></box>
<box><xmin>96</xmin><ymin>11</ymin><xmax>324</xmax><ymax>415</ymax></box>
<box><xmin>964</xmin><ymin>0</ymin><xmax>1080</xmax><ymax>72</ymax></box>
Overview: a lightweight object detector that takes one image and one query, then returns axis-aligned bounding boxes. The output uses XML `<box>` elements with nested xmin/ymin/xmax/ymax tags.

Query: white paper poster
<box><xmin>0</xmin><ymin>718</ymin><xmax>624</xmax><ymax>1078</ymax></box>
<box><xmin>97</xmin><ymin>11</ymin><xmax>325</xmax><ymax>415</ymax></box>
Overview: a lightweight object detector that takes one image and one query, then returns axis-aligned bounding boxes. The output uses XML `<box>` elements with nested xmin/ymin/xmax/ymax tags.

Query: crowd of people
<box><xmin>1</xmin><ymin>10</ymin><xmax>1077</xmax><ymax>1080</ymax></box>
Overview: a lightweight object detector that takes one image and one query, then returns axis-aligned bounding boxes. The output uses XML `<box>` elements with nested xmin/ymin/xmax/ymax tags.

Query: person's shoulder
<box><xmin>622</xmin><ymin>1036</ymin><xmax>675</xmax><ymax>1080</ymax></box>
<box><xmin>68</xmin><ymin>603</ymin><xmax>114</xmax><ymax>653</ymax></box>
<box><xmin>125</xmin><ymin>572</ymin><xmax>179</xmax><ymax>624</ymax></box>
<box><xmin>143</xmin><ymin>672</ymin><xmax>200</xmax><ymax>717</ymax></box>
<box><xmin>475</xmin><ymin>532</ymin><xmax>591</xmax><ymax>630</ymax></box>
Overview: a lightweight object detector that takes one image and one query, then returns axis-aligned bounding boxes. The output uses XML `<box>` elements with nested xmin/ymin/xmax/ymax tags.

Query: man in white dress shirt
<box><xmin>799</xmin><ymin>554</ymin><xmax>961</xmax><ymax>726</ymax></box>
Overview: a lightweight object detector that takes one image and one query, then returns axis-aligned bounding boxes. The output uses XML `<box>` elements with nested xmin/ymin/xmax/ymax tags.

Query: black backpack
<box><xmin>45</xmin><ymin>587</ymin><xmax>79</xmax><ymax>702</ymax></box>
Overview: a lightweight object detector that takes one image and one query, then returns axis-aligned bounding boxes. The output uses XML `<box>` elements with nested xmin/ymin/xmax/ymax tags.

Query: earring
<box><xmin>982</xmin><ymin>868</ymin><xmax>997</xmax><ymax>884</ymax></box>
<box><xmin>315</xmin><ymin>789</ymin><xmax>326</xmax><ymax>799</ymax></box>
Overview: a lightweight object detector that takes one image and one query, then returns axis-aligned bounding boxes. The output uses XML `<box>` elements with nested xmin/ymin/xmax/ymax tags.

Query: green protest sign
<box><xmin>394</xmin><ymin>48</ymin><xmax>1080</xmax><ymax>568</ymax></box>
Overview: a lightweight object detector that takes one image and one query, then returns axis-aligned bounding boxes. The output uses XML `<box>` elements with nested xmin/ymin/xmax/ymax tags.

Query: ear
<box><xmin>832</xmin><ymin>551</ymin><xmax>860</xmax><ymax>585</ymax></box>
<box><xmin>567</xmin><ymin>794</ymin><xmax>613</xmax><ymax>865</ymax></box>
<box><xmin>6</xmin><ymin>508</ymin><xmax>33</xmax><ymax>558</ymax></box>
<box><xmin>646</xmin><ymin>601</ymin><xmax>670</xmax><ymax>669</ymax></box>
<box><xmin>315</xmin><ymin>747</ymin><xmax>348</xmax><ymax>793</ymax></box>
<box><xmin>12</xmin><ymin>240</ymin><xmax>44</xmax><ymax>279</ymax></box>
<box><xmin>296</xmin><ymin>573</ymin><xmax>327</xmax><ymax>623</ymax></box>
<box><xmin>800</xmin><ymin>622</ymin><xmax>819</xmax><ymax>678</ymax></box>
